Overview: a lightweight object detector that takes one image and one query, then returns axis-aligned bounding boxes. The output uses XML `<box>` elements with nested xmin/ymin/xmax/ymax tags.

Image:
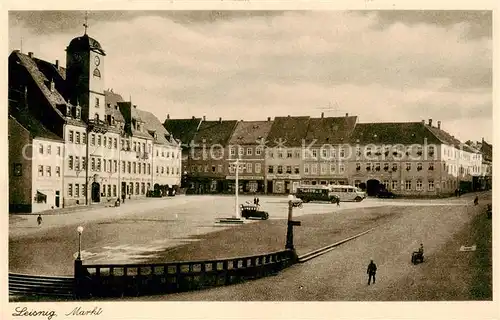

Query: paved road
<box><xmin>9</xmin><ymin>193</ymin><xmax>475</xmax><ymax>277</ymax></box>
<box><xmin>132</xmin><ymin>193</ymin><xmax>490</xmax><ymax>301</ymax></box>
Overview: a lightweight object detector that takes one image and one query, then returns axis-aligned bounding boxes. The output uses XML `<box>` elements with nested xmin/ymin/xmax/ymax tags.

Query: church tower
<box><xmin>65</xmin><ymin>15</ymin><xmax>106</xmax><ymax>123</ymax></box>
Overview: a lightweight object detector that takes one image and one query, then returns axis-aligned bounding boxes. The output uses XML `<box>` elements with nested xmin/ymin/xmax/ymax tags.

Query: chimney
<box><xmin>321</xmin><ymin>112</ymin><xmax>324</xmax><ymax>118</ymax></box>
<box><xmin>133</xmin><ymin>105</ymin><xmax>137</xmax><ymax>109</ymax></box>
<box><xmin>345</xmin><ymin>113</ymin><xmax>349</xmax><ymax>117</ymax></box>
<box><xmin>192</xmin><ymin>116</ymin><xmax>195</xmax><ymax>119</ymax></box>
<box><xmin>55</xmin><ymin>59</ymin><xmax>59</xmax><ymax>68</ymax></box>
<box><xmin>482</xmin><ymin>137</ymin><xmax>485</xmax><ymax>143</ymax></box>
<box><xmin>437</xmin><ymin>121</ymin><xmax>441</xmax><ymax>129</ymax></box>
<box><xmin>219</xmin><ymin>117</ymin><xmax>222</xmax><ymax>123</ymax></box>
<box><xmin>28</xmin><ymin>52</ymin><xmax>33</xmax><ymax>58</ymax></box>
<box><xmin>167</xmin><ymin>114</ymin><xmax>170</xmax><ymax>120</ymax></box>
<box><xmin>203</xmin><ymin>115</ymin><xmax>206</xmax><ymax>121</ymax></box>
<box><xmin>428</xmin><ymin>119</ymin><xmax>433</xmax><ymax>127</ymax></box>
<box><xmin>267</xmin><ymin>117</ymin><xmax>271</xmax><ymax>121</ymax></box>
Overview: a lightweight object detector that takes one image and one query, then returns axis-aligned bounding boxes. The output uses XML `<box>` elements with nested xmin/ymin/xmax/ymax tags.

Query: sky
<box><xmin>8</xmin><ymin>10</ymin><xmax>493</xmax><ymax>143</ymax></box>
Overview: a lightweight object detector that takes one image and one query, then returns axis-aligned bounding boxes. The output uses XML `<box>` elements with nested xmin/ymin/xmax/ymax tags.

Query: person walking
<box><xmin>37</xmin><ymin>214</ymin><xmax>42</xmax><ymax>226</ymax></box>
<box><xmin>474</xmin><ymin>195</ymin><xmax>479</xmax><ymax>206</ymax></box>
<box><xmin>367</xmin><ymin>260</ymin><xmax>377</xmax><ymax>285</ymax></box>
<box><xmin>336</xmin><ymin>197</ymin><xmax>340</xmax><ymax>206</ymax></box>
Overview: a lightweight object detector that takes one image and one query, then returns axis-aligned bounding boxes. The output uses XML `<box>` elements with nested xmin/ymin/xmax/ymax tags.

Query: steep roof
<box><xmin>228</xmin><ymin>120</ymin><xmax>273</xmax><ymax>145</ymax></box>
<box><xmin>104</xmin><ymin>90</ymin><xmax>125</xmax><ymax>122</ymax></box>
<box><xmin>266</xmin><ymin>116</ymin><xmax>311</xmax><ymax>147</ymax></box>
<box><xmin>9</xmin><ymin>106</ymin><xmax>63</xmax><ymax>141</ymax></box>
<box><xmin>10</xmin><ymin>51</ymin><xmax>84</xmax><ymax>127</ymax></box>
<box><xmin>480</xmin><ymin>140</ymin><xmax>492</xmax><ymax>161</ymax></box>
<box><xmin>193</xmin><ymin>120</ymin><xmax>238</xmax><ymax>146</ymax></box>
<box><xmin>136</xmin><ymin>109</ymin><xmax>178</xmax><ymax>146</ymax></box>
<box><xmin>163</xmin><ymin>118</ymin><xmax>202</xmax><ymax>146</ymax></box>
<box><xmin>305</xmin><ymin>116</ymin><xmax>357</xmax><ymax>145</ymax></box>
<box><xmin>350</xmin><ymin>122</ymin><xmax>442</xmax><ymax>145</ymax></box>
<box><xmin>425</xmin><ymin>125</ymin><xmax>462</xmax><ymax>147</ymax></box>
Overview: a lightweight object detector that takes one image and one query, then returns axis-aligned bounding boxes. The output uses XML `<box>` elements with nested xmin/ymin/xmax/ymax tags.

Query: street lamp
<box><xmin>76</xmin><ymin>226</ymin><xmax>84</xmax><ymax>260</ymax></box>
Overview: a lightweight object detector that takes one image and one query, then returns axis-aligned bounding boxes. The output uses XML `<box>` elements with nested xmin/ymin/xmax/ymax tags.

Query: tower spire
<box><xmin>83</xmin><ymin>11</ymin><xmax>89</xmax><ymax>35</ymax></box>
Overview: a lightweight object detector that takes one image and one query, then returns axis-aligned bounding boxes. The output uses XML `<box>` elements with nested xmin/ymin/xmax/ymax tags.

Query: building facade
<box><xmin>226</xmin><ymin>120</ymin><xmax>273</xmax><ymax>193</ymax></box>
<box><xmin>8</xmin><ymin>30</ymin><xmax>181</xmax><ymax>212</ymax></box>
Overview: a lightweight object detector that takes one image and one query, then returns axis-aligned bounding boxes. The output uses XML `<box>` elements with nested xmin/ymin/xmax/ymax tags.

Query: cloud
<box><xmin>8</xmin><ymin>11</ymin><xmax>492</xmax><ymax>142</ymax></box>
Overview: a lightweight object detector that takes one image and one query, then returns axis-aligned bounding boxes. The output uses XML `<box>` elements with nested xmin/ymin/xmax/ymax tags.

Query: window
<box><xmin>268</xmin><ymin>166</ymin><xmax>274</xmax><ymax>173</ymax></box>
<box><xmin>69</xmin><ymin>131</ymin><xmax>74</xmax><ymax>143</ymax></box>
<box><xmin>114</xmin><ymin>160</ymin><xmax>118</xmax><ymax>173</ymax></box>
<box><xmin>56</xmin><ymin>166</ymin><xmax>60</xmax><ymax>177</ymax></box>
<box><xmin>38</xmin><ymin>165</ymin><xmax>44</xmax><ymax>176</ymax></box>
<box><xmin>277</xmin><ymin>165</ymin><xmax>283</xmax><ymax>174</ymax></box>
<box><xmin>97</xmin><ymin>135</ymin><xmax>101</xmax><ymax>146</ymax></box>
<box><xmin>133</xmin><ymin>162</ymin><xmax>137</xmax><ymax>174</ymax></box>
<box><xmin>136</xmin><ymin>182</ymin><xmax>140</xmax><ymax>195</ymax></box>
<box><xmin>218</xmin><ymin>165</ymin><xmax>223</xmax><ymax>173</ymax></box>
<box><xmin>97</xmin><ymin>158</ymin><xmax>101</xmax><ymax>172</ymax></box>
<box><xmin>247</xmin><ymin>148</ymin><xmax>253</xmax><ymax>156</ymax></box>
<box><xmin>375</xmin><ymin>163</ymin><xmax>381</xmax><ymax>171</ymax></box>
<box><xmin>103</xmin><ymin>136</ymin><xmax>107</xmax><ymax>147</ymax></box>
<box><xmin>417</xmin><ymin>163</ymin><xmax>422</xmax><ymax>171</ymax></box>
<box><xmin>91</xmin><ymin>158</ymin><xmax>95</xmax><ymax>171</ymax></box>
<box><xmin>138</xmin><ymin>162</ymin><xmax>142</xmax><ymax>174</ymax></box>
<box><xmin>76</xmin><ymin>132</ymin><xmax>80</xmax><ymax>144</ymax></box>
<box><xmin>162</xmin><ymin>166</ymin><xmax>165</xmax><ymax>174</ymax></box>
<box><xmin>339</xmin><ymin>163</ymin><xmax>345</xmax><ymax>173</ymax></box>
<box><xmin>428</xmin><ymin>180</ymin><xmax>435</xmax><ymax>191</ymax></box>
<box><xmin>406</xmin><ymin>163</ymin><xmax>411</xmax><ymax>171</ymax></box>
<box><xmin>320</xmin><ymin>164</ymin><xmax>327</xmax><ymax>174</ymax></box>
<box><xmin>147</xmin><ymin>164</ymin><xmax>151</xmax><ymax>174</ymax></box>
<box><xmin>285</xmin><ymin>165</ymin><xmax>291</xmax><ymax>174</ymax></box>
<box><xmin>428</xmin><ymin>163</ymin><xmax>434</xmax><ymax>171</ymax></box>
<box><xmin>103</xmin><ymin>159</ymin><xmax>106</xmax><ymax>172</ymax></box>
<box><xmin>108</xmin><ymin>137</ymin><xmax>112</xmax><ymax>149</ymax></box>
<box><xmin>114</xmin><ymin>138</ymin><xmax>118</xmax><ymax>149</ymax></box>
<box><xmin>82</xmin><ymin>157</ymin><xmax>86</xmax><ymax>170</ymax></box>
<box><xmin>95</xmin><ymin>97</ymin><xmax>100</xmax><ymax>108</ymax></box>
<box><xmin>108</xmin><ymin>185</ymin><xmax>112</xmax><ymax>197</ymax></box>
<box><xmin>47</xmin><ymin>145</ymin><xmax>51</xmax><ymax>155</ymax></box>
<box><xmin>91</xmin><ymin>134</ymin><xmax>95</xmax><ymax>146</ymax></box>
<box><xmin>143</xmin><ymin>163</ymin><xmax>146</xmax><ymax>174</ymax></box>
<box><xmin>416</xmin><ymin>179</ymin><xmax>423</xmax><ymax>191</ymax></box>
<box><xmin>366</xmin><ymin>163</ymin><xmax>372</xmax><ymax>171</ymax></box>
<box><xmin>383</xmin><ymin>180</ymin><xmax>389</xmax><ymax>189</ymax></box>
<box><xmin>428</xmin><ymin>146</ymin><xmax>435</xmax><ymax>156</ymax></box>
<box><xmin>294</xmin><ymin>166</ymin><xmax>300</xmax><ymax>174</ymax></box>
<box><xmin>230</xmin><ymin>147</ymin><xmax>235</xmax><ymax>156</ymax></box>
<box><xmin>392</xmin><ymin>180</ymin><xmax>398</xmax><ymax>190</ymax></box>
<box><xmin>405</xmin><ymin>180</ymin><xmax>412</xmax><ymax>190</ymax></box>
<box><xmin>68</xmin><ymin>156</ymin><xmax>73</xmax><ymax>170</ymax></box>
<box><xmin>355</xmin><ymin>163</ymin><xmax>361</xmax><ymax>171</ymax></box>
<box><xmin>247</xmin><ymin>163</ymin><xmax>253</xmax><ymax>173</ymax></box>
<box><xmin>57</xmin><ymin>146</ymin><xmax>61</xmax><ymax>156</ymax></box>
<box><xmin>82</xmin><ymin>184</ymin><xmax>86</xmax><ymax>197</ymax></box>
<box><xmin>68</xmin><ymin>184</ymin><xmax>73</xmax><ymax>197</ymax></box>
<box><xmin>75</xmin><ymin>156</ymin><xmax>79</xmax><ymax>171</ymax></box>
<box><xmin>75</xmin><ymin>184</ymin><xmax>79</xmax><ymax>197</ymax></box>
<box><xmin>166</xmin><ymin>167</ymin><xmax>170</xmax><ymax>175</ymax></box>
<box><xmin>256</xmin><ymin>147</ymin><xmax>262</xmax><ymax>156</ymax></box>
<box><xmin>39</xmin><ymin>144</ymin><xmax>44</xmax><ymax>154</ymax></box>
<box><xmin>322</xmin><ymin>149</ymin><xmax>328</xmax><ymax>159</ymax></box>
<box><xmin>141</xmin><ymin>183</ymin><xmax>145</xmax><ymax>195</ymax></box>
<box><xmin>82</xmin><ymin>133</ymin><xmax>86</xmax><ymax>144</ymax></box>
<box><xmin>392</xmin><ymin>163</ymin><xmax>398</xmax><ymax>171</ymax></box>
<box><xmin>311</xmin><ymin>164</ymin><xmax>318</xmax><ymax>175</ymax></box>
<box><xmin>278</xmin><ymin>150</ymin><xmax>284</xmax><ymax>158</ymax></box>
<box><xmin>356</xmin><ymin>147</ymin><xmax>361</xmax><ymax>157</ymax></box>
<box><xmin>287</xmin><ymin>150</ymin><xmax>293</xmax><ymax>158</ymax></box>
<box><xmin>113</xmin><ymin>185</ymin><xmax>117</xmax><ymax>197</ymax></box>
<box><xmin>366</xmin><ymin>147</ymin><xmax>372</xmax><ymax>156</ymax></box>
<box><xmin>13</xmin><ymin>163</ymin><xmax>22</xmax><ymax>176</ymax></box>
<box><xmin>295</xmin><ymin>150</ymin><xmax>301</xmax><ymax>158</ymax></box>
<box><xmin>239</xmin><ymin>148</ymin><xmax>244</xmax><ymax>156</ymax></box>
<box><xmin>330</xmin><ymin>163</ymin><xmax>336</xmax><ymax>174</ymax></box>
<box><xmin>304</xmin><ymin>164</ymin><xmax>309</xmax><ymax>174</ymax></box>
<box><xmin>312</xmin><ymin>150</ymin><xmax>318</xmax><ymax>159</ymax></box>
<box><xmin>383</xmin><ymin>163</ymin><xmax>389</xmax><ymax>171</ymax></box>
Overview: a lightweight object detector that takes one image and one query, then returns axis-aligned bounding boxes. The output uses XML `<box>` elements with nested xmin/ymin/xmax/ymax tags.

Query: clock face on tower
<box><xmin>94</xmin><ymin>56</ymin><xmax>100</xmax><ymax>66</ymax></box>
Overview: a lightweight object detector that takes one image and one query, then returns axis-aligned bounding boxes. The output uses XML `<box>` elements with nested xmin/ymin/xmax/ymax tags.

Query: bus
<box><xmin>328</xmin><ymin>185</ymin><xmax>366</xmax><ymax>202</ymax></box>
<box><xmin>295</xmin><ymin>185</ymin><xmax>340</xmax><ymax>204</ymax></box>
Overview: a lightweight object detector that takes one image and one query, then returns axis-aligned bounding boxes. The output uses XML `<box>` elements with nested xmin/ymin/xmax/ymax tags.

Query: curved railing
<box><xmin>76</xmin><ymin>249</ymin><xmax>297</xmax><ymax>298</ymax></box>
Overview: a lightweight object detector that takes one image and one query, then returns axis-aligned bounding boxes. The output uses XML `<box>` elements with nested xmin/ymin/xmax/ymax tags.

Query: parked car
<box><xmin>240</xmin><ymin>204</ymin><xmax>269</xmax><ymax>220</ymax></box>
<box><xmin>376</xmin><ymin>190</ymin><xmax>396</xmax><ymax>198</ymax></box>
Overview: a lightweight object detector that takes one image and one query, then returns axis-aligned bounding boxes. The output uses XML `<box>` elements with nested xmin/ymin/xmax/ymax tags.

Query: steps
<box><xmin>9</xmin><ymin>273</ymin><xmax>75</xmax><ymax>298</ymax></box>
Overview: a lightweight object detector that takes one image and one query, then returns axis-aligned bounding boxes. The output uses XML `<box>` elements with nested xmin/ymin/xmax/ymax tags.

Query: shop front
<box><xmin>225</xmin><ymin>176</ymin><xmax>265</xmax><ymax>194</ymax></box>
<box><xmin>266</xmin><ymin>174</ymin><xmax>301</xmax><ymax>194</ymax></box>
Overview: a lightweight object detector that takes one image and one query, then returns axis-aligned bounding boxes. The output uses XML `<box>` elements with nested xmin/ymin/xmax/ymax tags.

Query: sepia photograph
<box><xmin>3</xmin><ymin>4</ymin><xmax>497</xmax><ymax>320</ymax></box>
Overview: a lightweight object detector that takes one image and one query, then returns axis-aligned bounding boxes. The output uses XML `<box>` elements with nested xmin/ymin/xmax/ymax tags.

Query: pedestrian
<box><xmin>336</xmin><ymin>197</ymin><xmax>340</xmax><ymax>206</ymax></box>
<box><xmin>121</xmin><ymin>193</ymin><xmax>125</xmax><ymax>203</ymax></box>
<box><xmin>455</xmin><ymin>189</ymin><xmax>459</xmax><ymax>197</ymax></box>
<box><xmin>367</xmin><ymin>260</ymin><xmax>377</xmax><ymax>285</ymax></box>
<box><xmin>474</xmin><ymin>195</ymin><xmax>479</xmax><ymax>206</ymax></box>
<box><xmin>256</xmin><ymin>197</ymin><xmax>260</xmax><ymax>206</ymax></box>
<box><xmin>37</xmin><ymin>214</ymin><xmax>42</xmax><ymax>226</ymax></box>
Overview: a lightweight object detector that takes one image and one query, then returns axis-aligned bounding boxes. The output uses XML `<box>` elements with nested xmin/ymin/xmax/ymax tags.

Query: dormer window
<box><xmin>66</xmin><ymin>105</ymin><xmax>72</xmax><ymax>117</ymax></box>
<box><xmin>50</xmin><ymin>80</ymin><xmax>55</xmax><ymax>92</ymax></box>
<box><xmin>137</xmin><ymin>123</ymin><xmax>141</xmax><ymax>132</ymax></box>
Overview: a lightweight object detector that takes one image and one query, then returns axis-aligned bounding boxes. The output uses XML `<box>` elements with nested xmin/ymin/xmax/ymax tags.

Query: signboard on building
<box><xmin>266</xmin><ymin>174</ymin><xmax>301</xmax><ymax>180</ymax></box>
<box><xmin>226</xmin><ymin>176</ymin><xmax>264</xmax><ymax>180</ymax></box>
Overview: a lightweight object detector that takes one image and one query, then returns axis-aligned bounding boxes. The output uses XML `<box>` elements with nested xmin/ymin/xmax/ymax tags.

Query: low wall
<box><xmin>76</xmin><ymin>249</ymin><xmax>297</xmax><ymax>298</ymax></box>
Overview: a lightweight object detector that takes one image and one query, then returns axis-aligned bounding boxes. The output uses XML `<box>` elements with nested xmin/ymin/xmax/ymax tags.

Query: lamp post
<box><xmin>235</xmin><ymin>157</ymin><xmax>240</xmax><ymax>218</ymax></box>
<box><xmin>76</xmin><ymin>226</ymin><xmax>84</xmax><ymax>260</ymax></box>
